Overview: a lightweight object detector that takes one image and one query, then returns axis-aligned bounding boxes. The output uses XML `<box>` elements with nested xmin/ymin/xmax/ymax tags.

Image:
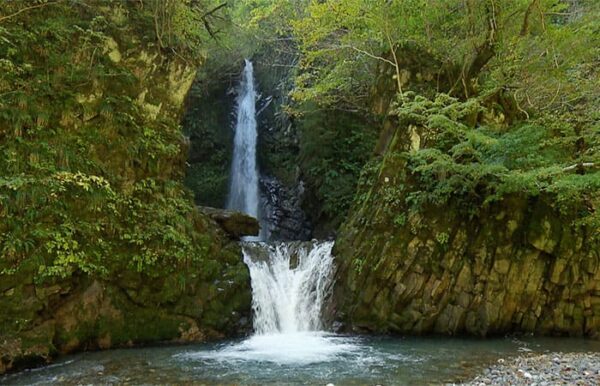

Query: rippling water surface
<box><xmin>4</xmin><ymin>334</ymin><xmax>600</xmax><ymax>385</ymax></box>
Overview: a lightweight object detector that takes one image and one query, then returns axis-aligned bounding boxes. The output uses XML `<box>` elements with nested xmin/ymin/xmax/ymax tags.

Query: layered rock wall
<box><xmin>335</xmin><ymin>195</ymin><xmax>600</xmax><ymax>337</ymax></box>
<box><xmin>332</xmin><ymin>115</ymin><xmax>600</xmax><ymax>338</ymax></box>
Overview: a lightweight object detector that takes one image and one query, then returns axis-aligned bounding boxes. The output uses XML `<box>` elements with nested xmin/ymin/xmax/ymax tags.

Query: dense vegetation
<box><xmin>183</xmin><ymin>0</ymin><xmax>599</xmax><ymax>235</ymax></box>
<box><xmin>0</xmin><ymin>0</ymin><xmax>598</xmax><ymax>367</ymax></box>
<box><xmin>0</xmin><ymin>0</ymin><xmax>227</xmax><ymax>283</ymax></box>
<box><xmin>292</xmin><ymin>0</ymin><xmax>598</xmax><ymax>233</ymax></box>
<box><xmin>0</xmin><ymin>3</ymin><xmax>255</xmax><ymax>359</ymax></box>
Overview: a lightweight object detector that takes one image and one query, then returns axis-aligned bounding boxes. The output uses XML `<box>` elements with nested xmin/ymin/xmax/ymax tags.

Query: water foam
<box><xmin>181</xmin><ymin>332</ymin><xmax>362</xmax><ymax>365</ymax></box>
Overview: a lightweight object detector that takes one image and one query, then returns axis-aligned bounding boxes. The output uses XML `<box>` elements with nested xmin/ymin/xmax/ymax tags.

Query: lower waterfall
<box><xmin>180</xmin><ymin>240</ymin><xmax>363</xmax><ymax>365</ymax></box>
<box><xmin>243</xmin><ymin>241</ymin><xmax>335</xmax><ymax>334</ymax></box>
<box><xmin>224</xmin><ymin>240</ymin><xmax>360</xmax><ymax>365</ymax></box>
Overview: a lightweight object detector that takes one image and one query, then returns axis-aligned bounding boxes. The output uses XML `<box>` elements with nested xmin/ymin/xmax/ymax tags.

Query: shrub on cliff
<box><xmin>377</xmin><ymin>92</ymin><xmax>600</xmax><ymax>238</ymax></box>
<box><xmin>0</xmin><ymin>1</ymin><xmax>227</xmax><ymax>285</ymax></box>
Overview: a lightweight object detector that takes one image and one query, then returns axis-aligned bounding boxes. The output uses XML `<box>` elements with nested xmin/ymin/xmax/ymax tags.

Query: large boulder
<box><xmin>199</xmin><ymin>207</ymin><xmax>260</xmax><ymax>238</ymax></box>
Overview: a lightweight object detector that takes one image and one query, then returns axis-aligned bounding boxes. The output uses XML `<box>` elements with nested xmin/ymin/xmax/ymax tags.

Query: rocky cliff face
<box><xmin>260</xmin><ymin>175</ymin><xmax>311</xmax><ymax>241</ymax></box>
<box><xmin>183</xmin><ymin>60</ymin><xmax>239</xmax><ymax>208</ymax></box>
<box><xmin>1</xmin><ymin>225</ymin><xmax>250</xmax><ymax>374</ymax></box>
<box><xmin>331</xmin><ymin>99</ymin><xmax>600</xmax><ymax>338</ymax></box>
<box><xmin>0</xmin><ymin>3</ymin><xmax>251</xmax><ymax>374</ymax></box>
<box><xmin>183</xmin><ymin>56</ymin><xmax>314</xmax><ymax>241</ymax></box>
<box><xmin>334</xmin><ymin>193</ymin><xmax>600</xmax><ymax>337</ymax></box>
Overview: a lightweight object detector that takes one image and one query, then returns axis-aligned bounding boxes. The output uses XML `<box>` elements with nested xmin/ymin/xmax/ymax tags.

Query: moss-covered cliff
<box><xmin>0</xmin><ymin>1</ymin><xmax>250</xmax><ymax>374</ymax></box>
<box><xmin>332</xmin><ymin>93</ymin><xmax>600</xmax><ymax>338</ymax></box>
<box><xmin>182</xmin><ymin>58</ymin><xmax>239</xmax><ymax>208</ymax></box>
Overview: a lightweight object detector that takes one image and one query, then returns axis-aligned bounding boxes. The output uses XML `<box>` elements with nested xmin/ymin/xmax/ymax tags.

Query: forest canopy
<box><xmin>0</xmin><ymin>0</ymin><xmax>599</xmax><ymax>283</ymax></box>
<box><xmin>226</xmin><ymin>0</ymin><xmax>600</xmax><ymax>234</ymax></box>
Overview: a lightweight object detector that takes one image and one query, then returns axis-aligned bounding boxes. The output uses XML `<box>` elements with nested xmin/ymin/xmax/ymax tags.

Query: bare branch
<box><xmin>513</xmin><ymin>89</ymin><xmax>530</xmax><ymax>119</ymax></box>
<box><xmin>198</xmin><ymin>2</ymin><xmax>227</xmax><ymax>41</ymax></box>
<box><xmin>383</xmin><ymin>22</ymin><xmax>404</xmax><ymax>99</ymax></box>
<box><xmin>520</xmin><ymin>0</ymin><xmax>539</xmax><ymax>36</ymax></box>
<box><xmin>199</xmin><ymin>2</ymin><xmax>227</xmax><ymax>19</ymax></box>
<box><xmin>0</xmin><ymin>1</ymin><xmax>63</xmax><ymax>23</ymax></box>
<box><xmin>338</xmin><ymin>45</ymin><xmax>397</xmax><ymax>68</ymax></box>
<box><xmin>562</xmin><ymin>163</ymin><xmax>596</xmax><ymax>172</ymax></box>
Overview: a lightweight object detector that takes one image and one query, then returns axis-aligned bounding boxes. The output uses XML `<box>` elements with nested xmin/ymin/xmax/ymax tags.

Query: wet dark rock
<box><xmin>260</xmin><ymin>176</ymin><xmax>311</xmax><ymax>241</ymax></box>
<box><xmin>199</xmin><ymin>206</ymin><xmax>260</xmax><ymax>238</ymax></box>
<box><xmin>331</xmin><ymin>321</ymin><xmax>345</xmax><ymax>333</ymax></box>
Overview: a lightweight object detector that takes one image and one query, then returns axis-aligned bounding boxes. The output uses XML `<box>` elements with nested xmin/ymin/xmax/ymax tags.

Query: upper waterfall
<box><xmin>227</xmin><ymin>60</ymin><xmax>261</xmax><ymax>238</ymax></box>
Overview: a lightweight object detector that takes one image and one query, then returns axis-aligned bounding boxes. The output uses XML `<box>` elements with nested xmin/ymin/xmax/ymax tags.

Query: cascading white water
<box><xmin>226</xmin><ymin>62</ymin><xmax>335</xmax><ymax>334</ymax></box>
<box><xmin>243</xmin><ymin>241</ymin><xmax>335</xmax><ymax>334</ymax></box>
<box><xmin>180</xmin><ymin>240</ymin><xmax>358</xmax><ymax>365</ymax></box>
<box><xmin>180</xmin><ymin>60</ymin><xmax>360</xmax><ymax>366</ymax></box>
<box><xmin>227</xmin><ymin>60</ymin><xmax>261</xmax><ymax>227</ymax></box>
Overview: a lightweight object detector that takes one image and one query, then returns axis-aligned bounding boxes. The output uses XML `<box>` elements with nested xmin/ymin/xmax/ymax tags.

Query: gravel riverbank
<box><xmin>460</xmin><ymin>352</ymin><xmax>600</xmax><ymax>385</ymax></box>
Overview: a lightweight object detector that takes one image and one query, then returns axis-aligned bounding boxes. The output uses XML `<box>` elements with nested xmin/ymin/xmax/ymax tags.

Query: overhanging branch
<box><xmin>562</xmin><ymin>162</ymin><xmax>596</xmax><ymax>172</ymax></box>
<box><xmin>0</xmin><ymin>1</ymin><xmax>63</xmax><ymax>23</ymax></box>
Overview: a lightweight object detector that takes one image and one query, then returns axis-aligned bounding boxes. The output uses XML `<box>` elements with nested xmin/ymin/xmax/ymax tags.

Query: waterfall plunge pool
<box><xmin>10</xmin><ymin>59</ymin><xmax>596</xmax><ymax>385</ymax></box>
<box><xmin>8</xmin><ymin>240</ymin><xmax>596</xmax><ymax>384</ymax></box>
<box><xmin>4</xmin><ymin>335</ymin><xmax>600</xmax><ymax>385</ymax></box>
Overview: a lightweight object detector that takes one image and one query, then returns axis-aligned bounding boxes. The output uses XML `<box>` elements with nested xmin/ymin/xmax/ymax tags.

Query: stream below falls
<box><xmin>4</xmin><ymin>240</ymin><xmax>600</xmax><ymax>384</ymax></box>
<box><xmin>4</xmin><ymin>335</ymin><xmax>600</xmax><ymax>385</ymax></box>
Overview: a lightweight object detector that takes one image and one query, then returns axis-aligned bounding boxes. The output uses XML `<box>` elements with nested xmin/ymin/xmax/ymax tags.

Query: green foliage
<box><xmin>181</xmin><ymin>78</ymin><xmax>233</xmax><ymax>207</ymax></box>
<box><xmin>135</xmin><ymin>0</ymin><xmax>231</xmax><ymax>61</ymax></box>
<box><xmin>485</xmin><ymin>0</ymin><xmax>600</xmax><ymax>114</ymax></box>
<box><xmin>291</xmin><ymin>0</ymin><xmax>600</xmax><ymax>114</ymax></box>
<box><xmin>393</xmin><ymin>213</ymin><xmax>406</xmax><ymax>227</ymax></box>
<box><xmin>354</xmin><ymin>158</ymin><xmax>381</xmax><ymax>205</ymax></box>
<box><xmin>392</xmin><ymin>93</ymin><xmax>599</xmax><ymax>235</ymax></box>
<box><xmin>231</xmin><ymin>0</ymin><xmax>305</xmax><ymax>38</ymax></box>
<box><xmin>435</xmin><ymin>232</ymin><xmax>449</xmax><ymax>245</ymax></box>
<box><xmin>289</xmin><ymin>0</ymin><xmax>465</xmax><ymax>105</ymax></box>
<box><xmin>352</xmin><ymin>256</ymin><xmax>365</xmax><ymax>275</ymax></box>
<box><xmin>184</xmin><ymin>163</ymin><xmax>230</xmax><ymax>207</ymax></box>
<box><xmin>0</xmin><ymin>1</ymin><xmax>220</xmax><ymax>283</ymax></box>
<box><xmin>297</xmin><ymin>103</ymin><xmax>378</xmax><ymax>227</ymax></box>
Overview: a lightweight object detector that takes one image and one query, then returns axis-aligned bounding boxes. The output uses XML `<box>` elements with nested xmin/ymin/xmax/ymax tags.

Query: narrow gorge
<box><xmin>1</xmin><ymin>1</ymin><xmax>599</xmax><ymax>384</ymax></box>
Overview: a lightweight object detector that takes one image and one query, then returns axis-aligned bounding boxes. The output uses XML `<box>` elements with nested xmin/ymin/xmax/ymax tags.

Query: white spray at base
<box><xmin>227</xmin><ymin>241</ymin><xmax>361</xmax><ymax>365</ymax></box>
<box><xmin>178</xmin><ymin>241</ymin><xmax>363</xmax><ymax>365</ymax></box>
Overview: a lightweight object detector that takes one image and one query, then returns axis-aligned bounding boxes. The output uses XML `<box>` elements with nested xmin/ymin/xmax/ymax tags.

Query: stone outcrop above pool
<box><xmin>198</xmin><ymin>207</ymin><xmax>260</xmax><ymax>238</ymax></box>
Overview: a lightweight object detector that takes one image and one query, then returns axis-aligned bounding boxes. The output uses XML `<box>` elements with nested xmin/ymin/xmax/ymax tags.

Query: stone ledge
<box><xmin>198</xmin><ymin>206</ymin><xmax>260</xmax><ymax>239</ymax></box>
